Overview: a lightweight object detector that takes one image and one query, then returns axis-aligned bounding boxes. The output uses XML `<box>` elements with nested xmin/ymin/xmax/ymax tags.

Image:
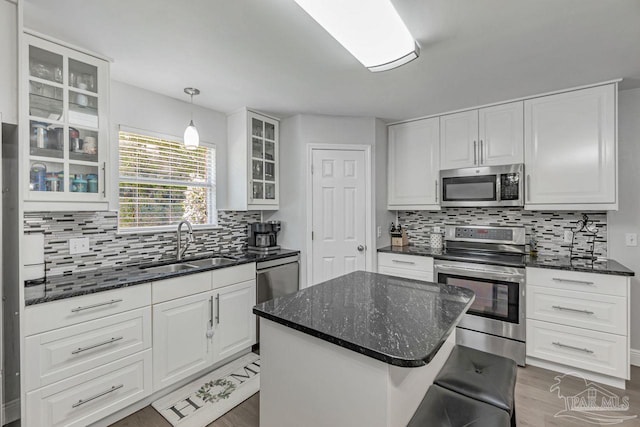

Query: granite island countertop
<box><xmin>253</xmin><ymin>270</ymin><xmax>475</xmax><ymax>367</ymax></box>
<box><xmin>25</xmin><ymin>249</ymin><xmax>300</xmax><ymax>306</ymax></box>
<box><xmin>378</xmin><ymin>245</ymin><xmax>634</xmax><ymax>276</ymax></box>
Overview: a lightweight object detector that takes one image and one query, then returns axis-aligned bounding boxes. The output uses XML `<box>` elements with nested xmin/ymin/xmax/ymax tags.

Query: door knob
<box><xmin>357</xmin><ymin>245</ymin><xmax>365</xmax><ymax>252</ymax></box>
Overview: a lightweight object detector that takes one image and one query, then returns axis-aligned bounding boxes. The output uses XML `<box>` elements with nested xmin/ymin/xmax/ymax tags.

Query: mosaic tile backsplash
<box><xmin>398</xmin><ymin>208</ymin><xmax>608</xmax><ymax>258</ymax></box>
<box><xmin>24</xmin><ymin>210</ymin><xmax>261</xmax><ymax>276</ymax></box>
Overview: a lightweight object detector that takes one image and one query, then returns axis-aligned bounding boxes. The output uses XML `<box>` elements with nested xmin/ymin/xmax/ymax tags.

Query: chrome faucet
<box><xmin>176</xmin><ymin>220</ymin><xmax>195</xmax><ymax>261</ymax></box>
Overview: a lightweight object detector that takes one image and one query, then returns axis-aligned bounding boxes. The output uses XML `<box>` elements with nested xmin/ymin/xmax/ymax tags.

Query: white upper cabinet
<box><xmin>478</xmin><ymin>101</ymin><xmax>524</xmax><ymax>166</ymax></box>
<box><xmin>388</xmin><ymin>118</ymin><xmax>440</xmax><ymax>210</ymax></box>
<box><xmin>440</xmin><ymin>110</ymin><xmax>478</xmax><ymax>170</ymax></box>
<box><xmin>440</xmin><ymin>103</ymin><xmax>524</xmax><ymax>169</ymax></box>
<box><xmin>524</xmin><ymin>84</ymin><xmax>616</xmax><ymax>209</ymax></box>
<box><xmin>22</xmin><ymin>33</ymin><xmax>110</xmax><ymax>211</ymax></box>
<box><xmin>227</xmin><ymin>109</ymin><xmax>279</xmax><ymax>211</ymax></box>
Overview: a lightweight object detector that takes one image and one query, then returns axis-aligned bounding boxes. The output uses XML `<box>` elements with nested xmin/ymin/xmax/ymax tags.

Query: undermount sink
<box><xmin>142</xmin><ymin>263</ymin><xmax>197</xmax><ymax>274</ymax></box>
<box><xmin>187</xmin><ymin>257</ymin><xmax>237</xmax><ymax>268</ymax></box>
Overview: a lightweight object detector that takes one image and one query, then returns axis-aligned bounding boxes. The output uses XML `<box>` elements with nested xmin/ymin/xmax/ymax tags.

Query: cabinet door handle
<box><xmin>72</xmin><ymin>384</ymin><xmax>123</xmax><ymax>408</ymax></box>
<box><xmin>71</xmin><ymin>299</ymin><xmax>123</xmax><ymax>313</ymax></box>
<box><xmin>473</xmin><ymin>140</ymin><xmax>477</xmax><ymax>165</ymax></box>
<box><xmin>71</xmin><ymin>336</ymin><xmax>124</xmax><ymax>355</ymax></box>
<box><xmin>526</xmin><ymin>174</ymin><xmax>531</xmax><ymax>201</ymax></box>
<box><xmin>209</xmin><ymin>296</ymin><xmax>214</xmax><ymax>327</ymax></box>
<box><xmin>552</xmin><ymin>278</ymin><xmax>594</xmax><ymax>286</ymax></box>
<box><xmin>552</xmin><ymin>342</ymin><xmax>594</xmax><ymax>354</ymax></box>
<box><xmin>435</xmin><ymin>180</ymin><xmax>439</xmax><ymax>203</ymax></box>
<box><xmin>101</xmin><ymin>162</ymin><xmax>106</xmax><ymax>197</ymax></box>
<box><xmin>551</xmin><ymin>305</ymin><xmax>595</xmax><ymax>315</ymax></box>
<box><xmin>479</xmin><ymin>140</ymin><xmax>484</xmax><ymax>164</ymax></box>
<box><xmin>215</xmin><ymin>294</ymin><xmax>220</xmax><ymax>325</ymax></box>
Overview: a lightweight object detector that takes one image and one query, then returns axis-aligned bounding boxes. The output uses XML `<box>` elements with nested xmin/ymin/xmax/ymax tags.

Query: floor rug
<box><xmin>152</xmin><ymin>353</ymin><xmax>260</xmax><ymax>426</ymax></box>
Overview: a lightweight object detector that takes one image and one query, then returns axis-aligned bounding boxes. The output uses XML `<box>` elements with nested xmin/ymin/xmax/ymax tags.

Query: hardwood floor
<box><xmin>111</xmin><ymin>366</ymin><xmax>640</xmax><ymax>426</ymax></box>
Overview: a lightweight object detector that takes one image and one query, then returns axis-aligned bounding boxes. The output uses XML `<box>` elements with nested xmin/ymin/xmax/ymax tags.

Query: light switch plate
<box><xmin>377</xmin><ymin>226</ymin><xmax>382</xmax><ymax>238</ymax></box>
<box><xmin>69</xmin><ymin>237</ymin><xmax>90</xmax><ymax>255</ymax></box>
<box><xmin>625</xmin><ymin>233</ymin><xmax>638</xmax><ymax>247</ymax></box>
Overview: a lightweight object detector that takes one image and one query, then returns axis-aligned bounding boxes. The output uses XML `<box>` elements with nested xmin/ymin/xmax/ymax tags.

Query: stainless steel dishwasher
<box><xmin>256</xmin><ymin>254</ymin><xmax>300</xmax><ymax>343</ymax></box>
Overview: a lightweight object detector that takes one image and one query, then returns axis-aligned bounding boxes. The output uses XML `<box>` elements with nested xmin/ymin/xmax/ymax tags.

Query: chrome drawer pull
<box><xmin>71</xmin><ymin>336</ymin><xmax>124</xmax><ymax>355</ymax></box>
<box><xmin>71</xmin><ymin>299</ymin><xmax>123</xmax><ymax>313</ymax></box>
<box><xmin>392</xmin><ymin>260</ymin><xmax>415</xmax><ymax>265</ymax></box>
<box><xmin>551</xmin><ymin>305</ymin><xmax>594</xmax><ymax>315</ymax></box>
<box><xmin>552</xmin><ymin>341</ymin><xmax>594</xmax><ymax>354</ymax></box>
<box><xmin>71</xmin><ymin>384</ymin><xmax>123</xmax><ymax>408</ymax></box>
<box><xmin>552</xmin><ymin>278</ymin><xmax>594</xmax><ymax>286</ymax></box>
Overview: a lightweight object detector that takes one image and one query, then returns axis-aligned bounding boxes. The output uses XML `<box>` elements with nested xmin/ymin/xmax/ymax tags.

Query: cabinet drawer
<box><xmin>152</xmin><ymin>271</ymin><xmax>212</xmax><ymax>304</ymax></box>
<box><xmin>378</xmin><ymin>253</ymin><xmax>433</xmax><ymax>272</ymax></box>
<box><xmin>25</xmin><ymin>307</ymin><xmax>152</xmax><ymax>392</ymax></box>
<box><xmin>24</xmin><ymin>284</ymin><xmax>151</xmax><ymax>336</ymax></box>
<box><xmin>526</xmin><ymin>267</ymin><xmax>628</xmax><ymax>297</ymax></box>
<box><xmin>212</xmin><ymin>262</ymin><xmax>255</xmax><ymax>290</ymax></box>
<box><xmin>378</xmin><ymin>266</ymin><xmax>434</xmax><ymax>282</ymax></box>
<box><xmin>26</xmin><ymin>350</ymin><xmax>152</xmax><ymax>427</ymax></box>
<box><xmin>527</xmin><ymin>285</ymin><xmax>626</xmax><ymax>335</ymax></box>
<box><xmin>526</xmin><ymin>320</ymin><xmax>628</xmax><ymax>379</ymax></box>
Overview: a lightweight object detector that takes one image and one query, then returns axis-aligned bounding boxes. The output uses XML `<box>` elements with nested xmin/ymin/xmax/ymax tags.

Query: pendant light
<box><xmin>183</xmin><ymin>87</ymin><xmax>200</xmax><ymax>150</ymax></box>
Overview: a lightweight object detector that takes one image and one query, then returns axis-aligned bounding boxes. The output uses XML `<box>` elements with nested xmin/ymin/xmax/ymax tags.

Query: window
<box><xmin>118</xmin><ymin>131</ymin><xmax>216</xmax><ymax>230</ymax></box>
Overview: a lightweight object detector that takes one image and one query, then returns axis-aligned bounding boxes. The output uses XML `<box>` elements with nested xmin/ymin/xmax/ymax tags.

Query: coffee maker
<box><xmin>248</xmin><ymin>221</ymin><xmax>281</xmax><ymax>254</ymax></box>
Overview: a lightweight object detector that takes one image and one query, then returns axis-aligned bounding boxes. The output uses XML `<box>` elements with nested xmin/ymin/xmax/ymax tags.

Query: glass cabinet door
<box><xmin>249</xmin><ymin>115</ymin><xmax>277</xmax><ymax>203</ymax></box>
<box><xmin>25</xmin><ymin>35</ymin><xmax>106</xmax><ymax>203</ymax></box>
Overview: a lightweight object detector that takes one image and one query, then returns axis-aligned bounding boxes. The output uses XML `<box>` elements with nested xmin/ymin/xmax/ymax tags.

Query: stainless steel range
<box><xmin>434</xmin><ymin>225</ymin><xmax>526</xmax><ymax>365</ymax></box>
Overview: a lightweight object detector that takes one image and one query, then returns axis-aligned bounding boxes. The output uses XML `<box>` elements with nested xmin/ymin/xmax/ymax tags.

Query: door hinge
<box><xmin>312</xmin><ymin>231</ymin><xmax>314</xmax><ymax>240</ymax></box>
<box><xmin>311</xmin><ymin>165</ymin><xmax>314</xmax><ymax>175</ymax></box>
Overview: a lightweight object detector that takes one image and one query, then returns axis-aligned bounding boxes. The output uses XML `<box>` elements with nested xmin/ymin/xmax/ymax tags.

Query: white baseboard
<box><xmin>3</xmin><ymin>398</ymin><xmax>20</xmax><ymax>425</ymax></box>
<box><xmin>630</xmin><ymin>348</ymin><xmax>640</xmax><ymax>367</ymax></box>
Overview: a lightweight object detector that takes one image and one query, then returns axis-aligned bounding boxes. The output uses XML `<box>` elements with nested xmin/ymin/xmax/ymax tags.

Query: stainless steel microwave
<box><xmin>439</xmin><ymin>164</ymin><xmax>524</xmax><ymax>207</ymax></box>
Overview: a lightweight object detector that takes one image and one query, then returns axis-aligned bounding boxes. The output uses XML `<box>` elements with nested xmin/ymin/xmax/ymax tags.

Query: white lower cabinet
<box><xmin>24</xmin><ymin>263</ymin><xmax>258</xmax><ymax>425</ymax></box>
<box><xmin>152</xmin><ymin>291</ymin><xmax>216</xmax><ymax>391</ymax></box>
<box><xmin>214</xmin><ymin>280</ymin><xmax>257</xmax><ymax>361</ymax></box>
<box><xmin>26</xmin><ymin>350</ymin><xmax>152</xmax><ymax>427</ymax></box>
<box><xmin>25</xmin><ymin>307</ymin><xmax>151</xmax><ymax>391</ymax></box>
<box><xmin>525</xmin><ymin>267</ymin><xmax>630</xmax><ymax>383</ymax></box>
<box><xmin>377</xmin><ymin>253</ymin><xmax>434</xmax><ymax>282</ymax></box>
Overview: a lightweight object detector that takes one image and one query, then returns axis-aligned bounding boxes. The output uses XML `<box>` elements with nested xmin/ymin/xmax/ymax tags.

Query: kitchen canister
<box><xmin>430</xmin><ymin>231</ymin><xmax>444</xmax><ymax>249</ymax></box>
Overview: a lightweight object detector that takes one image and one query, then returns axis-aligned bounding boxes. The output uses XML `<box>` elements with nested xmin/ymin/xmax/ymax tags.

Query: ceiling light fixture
<box><xmin>183</xmin><ymin>87</ymin><xmax>200</xmax><ymax>150</ymax></box>
<box><xmin>292</xmin><ymin>0</ymin><xmax>419</xmax><ymax>72</ymax></box>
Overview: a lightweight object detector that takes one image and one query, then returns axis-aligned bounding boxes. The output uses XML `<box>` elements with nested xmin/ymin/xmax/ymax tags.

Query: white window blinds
<box><xmin>118</xmin><ymin>131</ymin><xmax>216</xmax><ymax>229</ymax></box>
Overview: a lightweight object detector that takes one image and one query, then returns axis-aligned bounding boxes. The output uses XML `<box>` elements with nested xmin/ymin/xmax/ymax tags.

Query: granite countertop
<box><xmin>24</xmin><ymin>249</ymin><xmax>300</xmax><ymax>306</ymax></box>
<box><xmin>378</xmin><ymin>245</ymin><xmax>634</xmax><ymax>276</ymax></box>
<box><xmin>253</xmin><ymin>270</ymin><xmax>475</xmax><ymax>368</ymax></box>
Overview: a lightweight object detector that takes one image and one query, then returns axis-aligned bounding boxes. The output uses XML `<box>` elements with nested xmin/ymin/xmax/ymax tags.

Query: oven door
<box><xmin>434</xmin><ymin>261</ymin><xmax>525</xmax><ymax>341</ymax></box>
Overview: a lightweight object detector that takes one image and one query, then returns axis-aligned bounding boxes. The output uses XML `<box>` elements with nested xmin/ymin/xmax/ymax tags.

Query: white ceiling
<box><xmin>24</xmin><ymin>0</ymin><xmax>640</xmax><ymax>122</ymax></box>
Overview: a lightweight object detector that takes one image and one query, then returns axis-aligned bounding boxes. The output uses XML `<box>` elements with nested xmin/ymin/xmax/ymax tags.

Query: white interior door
<box><xmin>311</xmin><ymin>149</ymin><xmax>367</xmax><ymax>285</ymax></box>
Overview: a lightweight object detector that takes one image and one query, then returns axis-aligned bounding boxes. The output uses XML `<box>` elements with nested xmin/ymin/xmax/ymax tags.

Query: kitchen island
<box><xmin>253</xmin><ymin>270</ymin><xmax>474</xmax><ymax>427</ymax></box>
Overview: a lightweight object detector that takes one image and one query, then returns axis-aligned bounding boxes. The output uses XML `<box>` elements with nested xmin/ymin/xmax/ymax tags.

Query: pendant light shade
<box><xmin>184</xmin><ymin>120</ymin><xmax>199</xmax><ymax>150</ymax></box>
<box><xmin>183</xmin><ymin>88</ymin><xmax>200</xmax><ymax>150</ymax></box>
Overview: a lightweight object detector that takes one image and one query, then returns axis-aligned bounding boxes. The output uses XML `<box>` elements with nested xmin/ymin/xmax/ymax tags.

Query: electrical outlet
<box><xmin>563</xmin><ymin>230</ymin><xmax>573</xmax><ymax>243</ymax></box>
<box><xmin>69</xmin><ymin>237</ymin><xmax>90</xmax><ymax>255</ymax></box>
<box><xmin>625</xmin><ymin>233</ymin><xmax>638</xmax><ymax>247</ymax></box>
<box><xmin>377</xmin><ymin>226</ymin><xmax>382</xmax><ymax>238</ymax></box>
<box><xmin>433</xmin><ymin>226</ymin><xmax>441</xmax><ymax>233</ymax></box>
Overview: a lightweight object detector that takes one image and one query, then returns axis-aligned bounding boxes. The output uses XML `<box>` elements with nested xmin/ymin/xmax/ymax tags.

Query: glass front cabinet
<box><xmin>249</xmin><ymin>112</ymin><xmax>278</xmax><ymax>206</ymax></box>
<box><xmin>22</xmin><ymin>33</ymin><xmax>110</xmax><ymax>210</ymax></box>
<box><xmin>227</xmin><ymin>109</ymin><xmax>279</xmax><ymax>210</ymax></box>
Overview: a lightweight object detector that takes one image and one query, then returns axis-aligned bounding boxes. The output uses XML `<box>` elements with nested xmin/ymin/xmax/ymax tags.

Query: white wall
<box><xmin>265</xmin><ymin>114</ymin><xmax>390</xmax><ymax>287</ymax></box>
<box><xmin>109</xmin><ymin>80</ymin><xmax>228</xmax><ymax>208</ymax></box>
<box><xmin>0</xmin><ymin>0</ymin><xmax>18</xmax><ymax>124</ymax></box>
<box><xmin>608</xmin><ymin>88</ymin><xmax>640</xmax><ymax>350</ymax></box>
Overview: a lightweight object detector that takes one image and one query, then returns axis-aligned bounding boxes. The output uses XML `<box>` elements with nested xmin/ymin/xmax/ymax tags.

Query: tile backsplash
<box><xmin>398</xmin><ymin>208</ymin><xmax>607</xmax><ymax>257</ymax></box>
<box><xmin>23</xmin><ymin>210</ymin><xmax>261</xmax><ymax>276</ymax></box>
